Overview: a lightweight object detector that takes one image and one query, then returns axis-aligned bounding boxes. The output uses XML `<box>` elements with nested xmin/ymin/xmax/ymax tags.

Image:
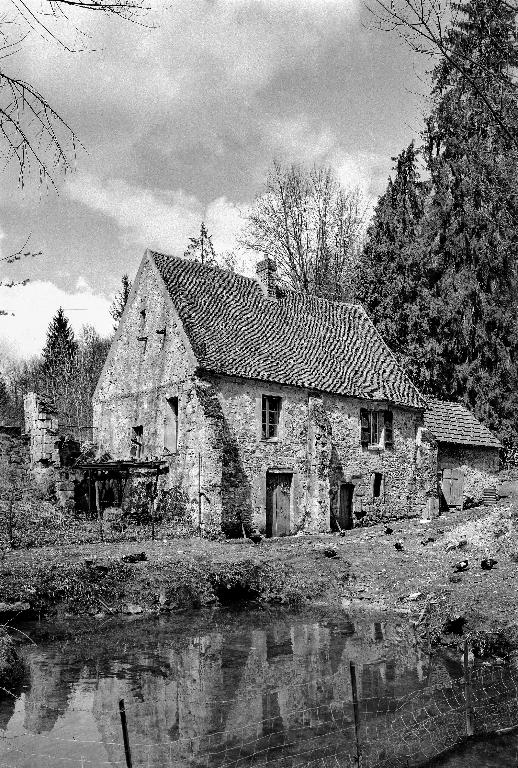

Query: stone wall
<box><xmin>93</xmin><ymin>255</ymin><xmax>435</xmax><ymax>534</ymax></box>
<box><xmin>437</xmin><ymin>443</ymin><xmax>500</xmax><ymax>507</ymax></box>
<box><xmin>93</xmin><ymin>255</ymin><xmax>205</xmax><ymax>527</ymax></box>
<box><xmin>23</xmin><ymin>392</ymin><xmax>60</xmax><ymax>466</ymax></box>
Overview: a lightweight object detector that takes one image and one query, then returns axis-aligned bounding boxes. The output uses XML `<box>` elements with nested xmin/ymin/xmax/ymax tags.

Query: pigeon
<box><xmin>250</xmin><ymin>531</ymin><xmax>263</xmax><ymax>544</ymax></box>
<box><xmin>384</xmin><ymin>526</ymin><xmax>394</xmax><ymax>535</ymax></box>
<box><xmin>121</xmin><ymin>552</ymin><xmax>147</xmax><ymax>564</ymax></box>
<box><xmin>394</xmin><ymin>539</ymin><xmax>404</xmax><ymax>551</ymax></box>
<box><xmin>453</xmin><ymin>559</ymin><xmax>469</xmax><ymax>573</ymax></box>
<box><xmin>481</xmin><ymin>558</ymin><xmax>497</xmax><ymax>570</ymax></box>
<box><xmin>323</xmin><ymin>547</ymin><xmax>338</xmax><ymax>558</ymax></box>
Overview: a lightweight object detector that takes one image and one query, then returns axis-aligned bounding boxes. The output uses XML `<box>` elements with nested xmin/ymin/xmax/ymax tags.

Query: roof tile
<box><xmin>151</xmin><ymin>252</ymin><xmax>426</xmax><ymax>409</ymax></box>
<box><xmin>424</xmin><ymin>399</ymin><xmax>502</xmax><ymax>449</ymax></box>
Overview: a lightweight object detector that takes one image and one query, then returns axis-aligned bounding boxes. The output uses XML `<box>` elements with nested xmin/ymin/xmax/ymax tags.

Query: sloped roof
<box><xmin>424</xmin><ymin>399</ymin><xmax>502</xmax><ymax>449</ymax></box>
<box><xmin>150</xmin><ymin>252</ymin><xmax>426</xmax><ymax>409</ymax></box>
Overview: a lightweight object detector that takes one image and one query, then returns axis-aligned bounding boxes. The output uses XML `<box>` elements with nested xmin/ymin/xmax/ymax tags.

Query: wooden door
<box><xmin>266</xmin><ymin>472</ymin><xmax>292</xmax><ymax>537</ymax></box>
<box><xmin>441</xmin><ymin>469</ymin><xmax>464</xmax><ymax>509</ymax></box>
<box><xmin>338</xmin><ymin>483</ymin><xmax>354</xmax><ymax>530</ymax></box>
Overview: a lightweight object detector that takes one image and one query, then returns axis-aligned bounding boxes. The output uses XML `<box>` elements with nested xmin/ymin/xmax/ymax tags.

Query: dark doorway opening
<box><xmin>266</xmin><ymin>472</ymin><xmax>292</xmax><ymax>537</ymax></box>
<box><xmin>334</xmin><ymin>482</ymin><xmax>354</xmax><ymax>531</ymax></box>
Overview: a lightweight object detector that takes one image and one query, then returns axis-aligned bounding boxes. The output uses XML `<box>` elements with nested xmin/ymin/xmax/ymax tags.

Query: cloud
<box><xmin>0</xmin><ymin>280</ymin><xmax>112</xmax><ymax>359</ymax></box>
<box><xmin>67</xmin><ymin>174</ymin><xmax>246</xmax><ymax>256</ymax></box>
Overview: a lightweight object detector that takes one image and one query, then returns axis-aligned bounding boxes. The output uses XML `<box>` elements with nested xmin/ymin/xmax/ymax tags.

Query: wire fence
<box><xmin>2</xmin><ymin>645</ymin><xmax>518</xmax><ymax>768</ymax></box>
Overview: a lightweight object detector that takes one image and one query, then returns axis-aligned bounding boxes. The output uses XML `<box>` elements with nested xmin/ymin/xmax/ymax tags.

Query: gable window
<box><xmin>262</xmin><ymin>395</ymin><xmax>281</xmax><ymax>440</ymax></box>
<box><xmin>131</xmin><ymin>425</ymin><xmax>144</xmax><ymax>459</ymax></box>
<box><xmin>164</xmin><ymin>397</ymin><xmax>179</xmax><ymax>453</ymax></box>
<box><xmin>360</xmin><ymin>409</ymin><xmax>394</xmax><ymax>449</ymax></box>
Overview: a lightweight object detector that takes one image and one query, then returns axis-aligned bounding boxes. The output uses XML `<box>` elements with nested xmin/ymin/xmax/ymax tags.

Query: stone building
<box><xmin>93</xmin><ymin>250</ymin><xmax>437</xmax><ymax>536</ymax></box>
<box><xmin>424</xmin><ymin>399</ymin><xmax>501</xmax><ymax>510</ymax></box>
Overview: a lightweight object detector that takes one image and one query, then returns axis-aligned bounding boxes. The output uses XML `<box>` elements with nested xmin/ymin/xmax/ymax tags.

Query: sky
<box><xmin>0</xmin><ymin>0</ymin><xmax>429</xmax><ymax>360</ymax></box>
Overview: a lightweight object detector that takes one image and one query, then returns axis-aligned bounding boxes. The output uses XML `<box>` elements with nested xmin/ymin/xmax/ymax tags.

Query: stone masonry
<box><xmin>93</xmin><ymin>252</ymin><xmax>436</xmax><ymax>535</ymax></box>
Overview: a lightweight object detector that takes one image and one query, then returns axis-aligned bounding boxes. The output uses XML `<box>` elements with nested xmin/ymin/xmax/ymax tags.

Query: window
<box><xmin>164</xmin><ymin>397</ymin><xmax>178</xmax><ymax>453</ymax></box>
<box><xmin>262</xmin><ymin>395</ymin><xmax>281</xmax><ymax>440</ymax></box>
<box><xmin>131</xmin><ymin>425</ymin><xmax>143</xmax><ymax>459</ymax></box>
<box><xmin>372</xmin><ymin>472</ymin><xmax>383</xmax><ymax>499</ymax></box>
<box><xmin>360</xmin><ymin>409</ymin><xmax>394</xmax><ymax>449</ymax></box>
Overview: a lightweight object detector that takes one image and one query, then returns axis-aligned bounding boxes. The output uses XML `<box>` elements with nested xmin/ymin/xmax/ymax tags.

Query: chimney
<box><xmin>256</xmin><ymin>257</ymin><xmax>277</xmax><ymax>299</ymax></box>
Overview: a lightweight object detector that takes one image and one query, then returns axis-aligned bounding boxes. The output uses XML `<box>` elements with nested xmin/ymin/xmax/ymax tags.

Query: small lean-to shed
<box><xmin>424</xmin><ymin>400</ymin><xmax>502</xmax><ymax>510</ymax></box>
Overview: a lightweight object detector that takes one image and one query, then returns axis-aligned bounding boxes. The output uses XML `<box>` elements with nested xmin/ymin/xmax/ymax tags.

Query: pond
<box><xmin>0</xmin><ymin>609</ymin><xmax>517</xmax><ymax>768</ymax></box>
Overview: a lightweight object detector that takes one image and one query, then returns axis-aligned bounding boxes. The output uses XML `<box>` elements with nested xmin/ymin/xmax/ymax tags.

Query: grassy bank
<box><xmin>1</xmin><ymin>502</ymin><xmax>518</xmax><ymax>655</ymax></box>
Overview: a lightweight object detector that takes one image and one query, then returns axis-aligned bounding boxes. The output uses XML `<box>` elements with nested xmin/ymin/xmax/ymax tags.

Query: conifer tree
<box><xmin>110</xmin><ymin>274</ymin><xmax>132</xmax><ymax>330</ymax></box>
<box><xmin>420</xmin><ymin>0</ymin><xmax>518</xmax><ymax>442</ymax></box>
<box><xmin>42</xmin><ymin>307</ymin><xmax>77</xmax><ymax>371</ymax></box>
<box><xmin>360</xmin><ymin>0</ymin><xmax>518</xmax><ymax>444</ymax></box>
<box><xmin>41</xmin><ymin>308</ymin><xmax>77</xmax><ymax>417</ymax></box>
<box><xmin>358</xmin><ymin>143</ymin><xmax>426</xmax><ymax>375</ymax></box>
<box><xmin>184</xmin><ymin>222</ymin><xmax>217</xmax><ymax>266</ymax></box>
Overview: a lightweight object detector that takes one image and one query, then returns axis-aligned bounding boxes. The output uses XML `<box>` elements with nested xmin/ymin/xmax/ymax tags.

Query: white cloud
<box><xmin>0</xmin><ymin>280</ymin><xmax>112</xmax><ymax>359</ymax></box>
<box><xmin>67</xmin><ymin>174</ymin><xmax>247</xmax><ymax>257</ymax></box>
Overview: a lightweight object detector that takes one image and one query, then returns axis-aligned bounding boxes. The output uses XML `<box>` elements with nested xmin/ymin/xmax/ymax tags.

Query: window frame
<box><xmin>261</xmin><ymin>394</ymin><xmax>282</xmax><ymax>441</ymax></box>
<box><xmin>360</xmin><ymin>408</ymin><xmax>394</xmax><ymax>450</ymax></box>
<box><xmin>131</xmin><ymin>425</ymin><xmax>144</xmax><ymax>459</ymax></box>
<box><xmin>164</xmin><ymin>396</ymin><xmax>179</xmax><ymax>454</ymax></box>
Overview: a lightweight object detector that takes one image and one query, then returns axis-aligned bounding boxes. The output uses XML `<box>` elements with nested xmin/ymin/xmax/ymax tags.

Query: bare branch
<box><xmin>366</xmin><ymin>0</ymin><xmax>518</xmax><ymax>149</ymax></box>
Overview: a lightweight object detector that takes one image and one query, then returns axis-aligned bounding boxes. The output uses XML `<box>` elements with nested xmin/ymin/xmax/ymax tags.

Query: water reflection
<box><xmin>0</xmin><ymin>611</ymin><xmax>514</xmax><ymax>768</ymax></box>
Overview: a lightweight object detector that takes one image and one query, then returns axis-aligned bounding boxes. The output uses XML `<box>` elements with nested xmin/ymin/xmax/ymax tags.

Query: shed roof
<box><xmin>150</xmin><ymin>251</ymin><xmax>425</xmax><ymax>409</ymax></box>
<box><xmin>424</xmin><ymin>399</ymin><xmax>502</xmax><ymax>449</ymax></box>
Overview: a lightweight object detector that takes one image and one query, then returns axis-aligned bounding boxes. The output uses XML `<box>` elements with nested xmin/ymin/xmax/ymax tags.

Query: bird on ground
<box><xmin>481</xmin><ymin>558</ymin><xmax>497</xmax><ymax>570</ymax></box>
<box><xmin>394</xmin><ymin>540</ymin><xmax>404</xmax><ymax>551</ymax></box>
<box><xmin>250</xmin><ymin>531</ymin><xmax>263</xmax><ymax>544</ymax></box>
<box><xmin>453</xmin><ymin>559</ymin><xmax>469</xmax><ymax>573</ymax></box>
<box><xmin>385</xmin><ymin>526</ymin><xmax>394</xmax><ymax>535</ymax></box>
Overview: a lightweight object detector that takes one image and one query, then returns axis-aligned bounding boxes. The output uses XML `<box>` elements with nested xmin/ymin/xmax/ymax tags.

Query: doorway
<box><xmin>335</xmin><ymin>482</ymin><xmax>354</xmax><ymax>530</ymax></box>
<box><xmin>441</xmin><ymin>468</ymin><xmax>465</xmax><ymax>510</ymax></box>
<box><xmin>266</xmin><ymin>472</ymin><xmax>292</xmax><ymax>537</ymax></box>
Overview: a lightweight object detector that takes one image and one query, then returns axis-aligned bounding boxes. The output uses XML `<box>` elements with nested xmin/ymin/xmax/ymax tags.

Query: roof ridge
<box><xmin>149</xmin><ymin>250</ymin><xmax>361</xmax><ymax>311</ymax></box>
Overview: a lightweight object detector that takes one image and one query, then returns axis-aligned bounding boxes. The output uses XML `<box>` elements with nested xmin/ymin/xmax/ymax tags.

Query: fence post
<box><xmin>464</xmin><ymin>639</ymin><xmax>475</xmax><ymax>737</ymax></box>
<box><xmin>95</xmin><ymin>478</ymin><xmax>104</xmax><ymax>543</ymax></box>
<box><xmin>119</xmin><ymin>699</ymin><xmax>133</xmax><ymax>768</ymax></box>
<box><xmin>350</xmin><ymin>662</ymin><xmax>362</xmax><ymax>768</ymax></box>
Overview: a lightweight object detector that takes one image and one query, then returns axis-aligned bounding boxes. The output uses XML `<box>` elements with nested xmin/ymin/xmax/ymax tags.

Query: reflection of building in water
<box><xmin>11</xmin><ymin>618</ymin><xmax>451</xmax><ymax>768</ymax></box>
<box><xmin>86</xmin><ymin>617</ymin><xmax>436</xmax><ymax>768</ymax></box>
<box><xmin>23</xmin><ymin>652</ymin><xmax>82</xmax><ymax>734</ymax></box>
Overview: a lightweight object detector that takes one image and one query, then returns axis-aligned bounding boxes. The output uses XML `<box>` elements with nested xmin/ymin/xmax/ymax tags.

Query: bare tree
<box><xmin>0</xmin><ymin>0</ymin><xmax>148</xmax><ymax>187</ymax></box>
<box><xmin>242</xmin><ymin>161</ymin><xmax>367</xmax><ymax>302</ymax></box>
<box><xmin>366</xmin><ymin>0</ymin><xmax>518</xmax><ymax>147</ymax></box>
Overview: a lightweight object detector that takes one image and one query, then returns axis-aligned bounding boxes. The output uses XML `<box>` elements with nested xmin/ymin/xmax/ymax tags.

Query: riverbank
<box><xmin>1</xmin><ymin>502</ymin><xmax>517</xmax><ymax>655</ymax></box>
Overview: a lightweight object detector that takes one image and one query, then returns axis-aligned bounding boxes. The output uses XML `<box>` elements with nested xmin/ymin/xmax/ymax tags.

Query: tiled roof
<box><xmin>151</xmin><ymin>252</ymin><xmax>426</xmax><ymax>409</ymax></box>
<box><xmin>424</xmin><ymin>399</ymin><xmax>502</xmax><ymax>449</ymax></box>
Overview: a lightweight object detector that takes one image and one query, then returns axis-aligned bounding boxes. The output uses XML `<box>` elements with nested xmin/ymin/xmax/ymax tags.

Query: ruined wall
<box><xmin>437</xmin><ymin>443</ymin><xmax>500</xmax><ymax>506</ymax></box>
<box><xmin>23</xmin><ymin>393</ymin><xmax>60</xmax><ymax>466</ymax></box>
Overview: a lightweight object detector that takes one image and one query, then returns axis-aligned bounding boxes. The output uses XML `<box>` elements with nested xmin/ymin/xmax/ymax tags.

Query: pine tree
<box><xmin>42</xmin><ymin>307</ymin><xmax>77</xmax><ymax>371</ymax></box>
<box><xmin>358</xmin><ymin>143</ymin><xmax>426</xmax><ymax>375</ymax></box>
<box><xmin>359</xmin><ymin>0</ymin><xmax>518</xmax><ymax>445</ymax></box>
<box><xmin>184</xmin><ymin>222</ymin><xmax>217</xmax><ymax>266</ymax></box>
<box><xmin>110</xmin><ymin>274</ymin><xmax>132</xmax><ymax>330</ymax></box>
<box><xmin>41</xmin><ymin>308</ymin><xmax>77</xmax><ymax>417</ymax></box>
<box><xmin>419</xmin><ymin>0</ymin><xmax>518</xmax><ymax>443</ymax></box>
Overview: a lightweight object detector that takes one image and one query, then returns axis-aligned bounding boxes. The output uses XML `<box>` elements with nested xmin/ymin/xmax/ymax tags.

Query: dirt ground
<box><xmin>1</xmin><ymin>501</ymin><xmax>517</xmax><ymax>654</ymax></box>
